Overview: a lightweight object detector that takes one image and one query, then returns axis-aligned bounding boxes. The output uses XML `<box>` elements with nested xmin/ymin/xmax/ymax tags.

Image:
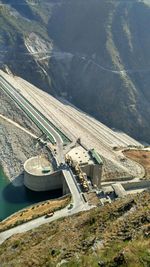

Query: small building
<box><xmin>66</xmin><ymin>146</ymin><xmax>103</xmax><ymax>188</ymax></box>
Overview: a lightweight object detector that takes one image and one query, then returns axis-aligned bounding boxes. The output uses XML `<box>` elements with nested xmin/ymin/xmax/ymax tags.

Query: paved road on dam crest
<box><xmin>0</xmin><ymin>75</ymin><xmax>91</xmax><ymax>244</ymax></box>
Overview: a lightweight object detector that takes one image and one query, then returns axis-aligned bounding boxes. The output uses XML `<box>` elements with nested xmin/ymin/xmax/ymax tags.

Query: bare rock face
<box><xmin>0</xmin><ymin>90</ymin><xmax>41</xmax><ymax>135</ymax></box>
<box><xmin>0</xmin><ymin>117</ymin><xmax>44</xmax><ymax>184</ymax></box>
<box><xmin>0</xmin><ymin>0</ymin><xmax>150</xmax><ymax>144</ymax></box>
<box><xmin>0</xmin><ymin>90</ymin><xmax>43</xmax><ymax>183</ymax></box>
<box><xmin>1</xmin><ymin>119</ymin><xmax>32</xmax><ymax>180</ymax></box>
<box><xmin>47</xmin><ymin>0</ymin><xmax>150</xmax><ymax>144</ymax></box>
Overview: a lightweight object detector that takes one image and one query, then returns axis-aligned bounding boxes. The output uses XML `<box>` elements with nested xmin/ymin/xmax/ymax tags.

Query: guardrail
<box><xmin>19</xmin><ymin>92</ymin><xmax>71</xmax><ymax>145</ymax></box>
<box><xmin>0</xmin><ymin>81</ymin><xmax>56</xmax><ymax>144</ymax></box>
<box><xmin>68</xmin><ymin>167</ymin><xmax>82</xmax><ymax>194</ymax></box>
<box><xmin>0</xmin><ymin>75</ymin><xmax>71</xmax><ymax>145</ymax></box>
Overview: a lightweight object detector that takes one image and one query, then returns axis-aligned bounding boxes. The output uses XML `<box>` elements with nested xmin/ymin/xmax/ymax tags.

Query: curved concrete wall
<box><xmin>24</xmin><ymin>157</ymin><xmax>63</xmax><ymax>192</ymax></box>
<box><xmin>24</xmin><ymin>170</ymin><xmax>63</xmax><ymax>192</ymax></box>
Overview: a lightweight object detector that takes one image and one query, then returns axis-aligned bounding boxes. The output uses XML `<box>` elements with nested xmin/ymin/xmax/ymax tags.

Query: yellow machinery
<box><xmin>65</xmin><ymin>156</ymin><xmax>89</xmax><ymax>191</ymax></box>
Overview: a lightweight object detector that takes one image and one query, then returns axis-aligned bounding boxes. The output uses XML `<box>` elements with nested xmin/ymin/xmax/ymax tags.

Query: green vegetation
<box><xmin>1</xmin><ymin>0</ymin><xmax>150</xmax><ymax>144</ymax></box>
<box><xmin>90</xmin><ymin>149</ymin><xmax>103</xmax><ymax>165</ymax></box>
<box><xmin>0</xmin><ymin>191</ymin><xmax>149</xmax><ymax>266</ymax></box>
<box><xmin>19</xmin><ymin>94</ymin><xmax>71</xmax><ymax>145</ymax></box>
<box><xmin>0</xmin><ymin>195</ymin><xmax>71</xmax><ymax>232</ymax></box>
<box><xmin>0</xmin><ymin>83</ymin><xmax>56</xmax><ymax>144</ymax></box>
<box><xmin>0</xmin><ymin>1</ymin><xmax>49</xmax><ymax>40</ymax></box>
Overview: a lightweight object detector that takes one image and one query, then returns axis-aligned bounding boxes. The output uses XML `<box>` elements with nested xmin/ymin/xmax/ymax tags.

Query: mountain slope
<box><xmin>47</xmin><ymin>0</ymin><xmax>150</xmax><ymax>143</ymax></box>
<box><xmin>0</xmin><ymin>191</ymin><xmax>149</xmax><ymax>266</ymax></box>
<box><xmin>0</xmin><ymin>0</ymin><xmax>150</xmax><ymax>143</ymax></box>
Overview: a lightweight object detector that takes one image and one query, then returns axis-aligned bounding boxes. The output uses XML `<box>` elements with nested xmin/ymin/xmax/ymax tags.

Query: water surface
<box><xmin>0</xmin><ymin>168</ymin><xmax>62</xmax><ymax>221</ymax></box>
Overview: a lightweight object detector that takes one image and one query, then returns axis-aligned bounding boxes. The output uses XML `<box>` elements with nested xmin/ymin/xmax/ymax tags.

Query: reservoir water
<box><xmin>0</xmin><ymin>168</ymin><xmax>62</xmax><ymax>221</ymax></box>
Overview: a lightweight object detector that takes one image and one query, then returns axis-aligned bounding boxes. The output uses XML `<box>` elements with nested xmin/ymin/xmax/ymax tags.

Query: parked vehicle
<box><xmin>67</xmin><ymin>204</ymin><xmax>73</xmax><ymax>210</ymax></box>
<box><xmin>44</xmin><ymin>212</ymin><xmax>54</xmax><ymax>218</ymax></box>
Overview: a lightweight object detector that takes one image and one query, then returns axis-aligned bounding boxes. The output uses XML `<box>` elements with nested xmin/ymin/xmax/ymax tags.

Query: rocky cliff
<box><xmin>0</xmin><ymin>0</ymin><xmax>150</xmax><ymax>143</ymax></box>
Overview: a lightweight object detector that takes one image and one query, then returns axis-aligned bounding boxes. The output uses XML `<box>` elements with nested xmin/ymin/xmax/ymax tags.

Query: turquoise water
<box><xmin>0</xmin><ymin>168</ymin><xmax>62</xmax><ymax>221</ymax></box>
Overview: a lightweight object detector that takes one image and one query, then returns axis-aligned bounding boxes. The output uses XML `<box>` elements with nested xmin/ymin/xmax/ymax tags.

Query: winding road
<box><xmin>0</xmin><ymin>75</ymin><xmax>90</xmax><ymax>245</ymax></box>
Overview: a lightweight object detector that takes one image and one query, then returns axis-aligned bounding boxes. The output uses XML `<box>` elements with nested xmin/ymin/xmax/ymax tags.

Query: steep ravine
<box><xmin>0</xmin><ymin>0</ymin><xmax>150</xmax><ymax>144</ymax></box>
<box><xmin>47</xmin><ymin>0</ymin><xmax>150</xmax><ymax>143</ymax></box>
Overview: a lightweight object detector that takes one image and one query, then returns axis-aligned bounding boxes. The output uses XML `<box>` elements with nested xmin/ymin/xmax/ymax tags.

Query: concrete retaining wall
<box><xmin>81</xmin><ymin>164</ymin><xmax>102</xmax><ymax>188</ymax></box>
<box><xmin>123</xmin><ymin>180</ymin><xmax>150</xmax><ymax>191</ymax></box>
<box><xmin>24</xmin><ymin>170</ymin><xmax>63</xmax><ymax>192</ymax></box>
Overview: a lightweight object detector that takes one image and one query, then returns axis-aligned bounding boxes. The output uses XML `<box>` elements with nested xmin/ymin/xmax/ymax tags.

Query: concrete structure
<box><xmin>1</xmin><ymin>71</ymin><xmax>144</xmax><ymax>182</ymax></box>
<box><xmin>112</xmin><ymin>183</ymin><xmax>126</xmax><ymax>198</ymax></box>
<box><xmin>24</xmin><ymin>156</ymin><xmax>69</xmax><ymax>194</ymax></box>
<box><xmin>66</xmin><ymin>146</ymin><xmax>103</xmax><ymax>188</ymax></box>
<box><xmin>101</xmin><ymin>180</ymin><xmax>150</xmax><ymax>199</ymax></box>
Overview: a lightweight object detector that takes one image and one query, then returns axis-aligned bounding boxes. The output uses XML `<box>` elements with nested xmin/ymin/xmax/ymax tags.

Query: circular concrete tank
<box><xmin>24</xmin><ymin>156</ymin><xmax>63</xmax><ymax>192</ymax></box>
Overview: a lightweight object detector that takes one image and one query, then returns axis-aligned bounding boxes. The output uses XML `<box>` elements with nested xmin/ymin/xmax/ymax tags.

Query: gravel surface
<box><xmin>0</xmin><ymin>70</ymin><xmax>144</xmax><ymax>180</ymax></box>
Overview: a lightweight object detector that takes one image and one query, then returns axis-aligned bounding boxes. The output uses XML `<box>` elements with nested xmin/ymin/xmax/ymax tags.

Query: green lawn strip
<box><xmin>0</xmin><ymin>83</ymin><xmax>55</xmax><ymax>144</ymax></box>
<box><xmin>20</xmin><ymin>93</ymin><xmax>71</xmax><ymax>145</ymax></box>
<box><xmin>0</xmin><ymin>75</ymin><xmax>70</xmax><ymax>145</ymax></box>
